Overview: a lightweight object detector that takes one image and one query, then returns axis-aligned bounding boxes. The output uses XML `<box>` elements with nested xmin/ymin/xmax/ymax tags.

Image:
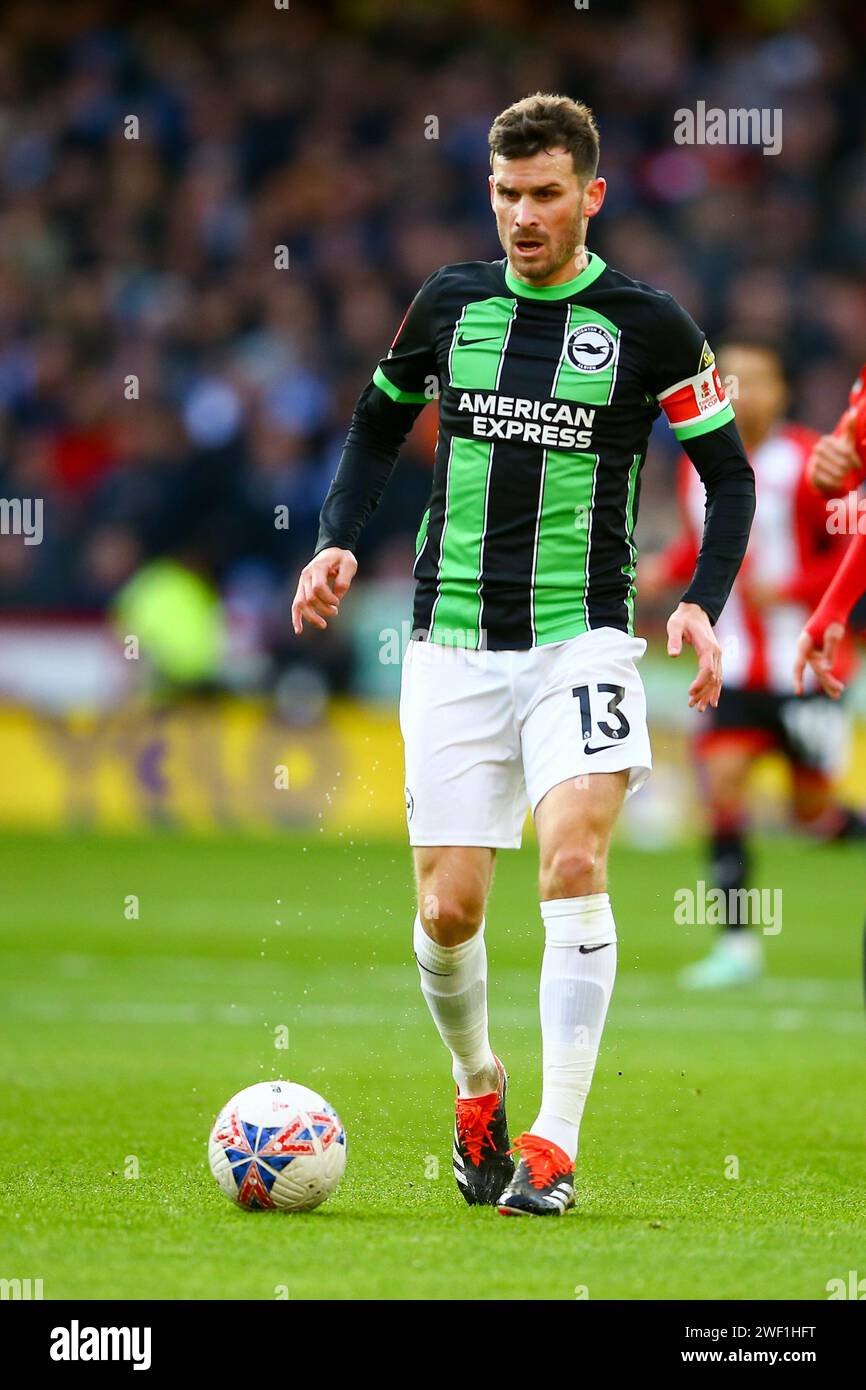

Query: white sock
<box><xmin>413</xmin><ymin>913</ymin><xmax>498</xmax><ymax>1097</ymax></box>
<box><xmin>532</xmin><ymin>893</ymin><xmax>617</xmax><ymax>1162</ymax></box>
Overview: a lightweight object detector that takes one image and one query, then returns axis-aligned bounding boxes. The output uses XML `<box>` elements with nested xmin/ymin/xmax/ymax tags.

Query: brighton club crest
<box><xmin>565</xmin><ymin>323</ymin><xmax>616</xmax><ymax>373</ymax></box>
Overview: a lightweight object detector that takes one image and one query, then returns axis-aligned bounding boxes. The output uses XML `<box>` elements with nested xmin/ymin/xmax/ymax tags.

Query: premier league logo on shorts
<box><xmin>565</xmin><ymin>324</ymin><xmax>616</xmax><ymax>373</ymax></box>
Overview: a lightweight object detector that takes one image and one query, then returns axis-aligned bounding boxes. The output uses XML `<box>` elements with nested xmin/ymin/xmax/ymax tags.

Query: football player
<box><xmin>642</xmin><ymin>343</ymin><xmax>863</xmax><ymax>990</ymax></box>
<box><xmin>293</xmin><ymin>95</ymin><xmax>754</xmax><ymax>1214</ymax></box>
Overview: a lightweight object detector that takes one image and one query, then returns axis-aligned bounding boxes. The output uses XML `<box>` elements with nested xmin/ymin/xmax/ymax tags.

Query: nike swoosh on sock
<box><xmin>414</xmin><ymin>953</ymin><xmax>453</xmax><ymax>977</ymax></box>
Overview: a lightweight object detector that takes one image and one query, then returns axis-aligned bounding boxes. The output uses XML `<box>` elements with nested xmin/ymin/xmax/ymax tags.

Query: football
<box><xmin>208</xmin><ymin>1080</ymin><xmax>347</xmax><ymax>1212</ymax></box>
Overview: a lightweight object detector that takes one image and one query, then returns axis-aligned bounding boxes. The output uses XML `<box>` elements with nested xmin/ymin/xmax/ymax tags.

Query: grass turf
<box><xmin>0</xmin><ymin>830</ymin><xmax>864</xmax><ymax>1301</ymax></box>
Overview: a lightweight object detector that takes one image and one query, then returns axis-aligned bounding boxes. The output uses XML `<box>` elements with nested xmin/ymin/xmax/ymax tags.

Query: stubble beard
<box><xmin>505</xmin><ymin>221</ymin><xmax>586</xmax><ymax>284</ymax></box>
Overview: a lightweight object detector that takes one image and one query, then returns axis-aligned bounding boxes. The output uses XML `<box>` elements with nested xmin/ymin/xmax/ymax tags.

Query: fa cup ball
<box><xmin>208</xmin><ymin>1080</ymin><xmax>346</xmax><ymax>1211</ymax></box>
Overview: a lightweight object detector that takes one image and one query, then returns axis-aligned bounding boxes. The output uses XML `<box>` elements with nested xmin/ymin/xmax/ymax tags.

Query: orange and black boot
<box><xmin>497</xmin><ymin>1131</ymin><xmax>575</xmax><ymax>1216</ymax></box>
<box><xmin>453</xmin><ymin>1057</ymin><xmax>514</xmax><ymax>1206</ymax></box>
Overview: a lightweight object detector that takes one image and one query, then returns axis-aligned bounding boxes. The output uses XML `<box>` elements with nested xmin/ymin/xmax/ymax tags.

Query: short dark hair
<box><xmin>715</xmin><ymin>332</ymin><xmax>791</xmax><ymax>385</ymax></box>
<box><xmin>488</xmin><ymin>93</ymin><xmax>600</xmax><ymax>183</ymax></box>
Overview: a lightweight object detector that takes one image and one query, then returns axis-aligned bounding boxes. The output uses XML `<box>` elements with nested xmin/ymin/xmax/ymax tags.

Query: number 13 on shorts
<box><xmin>572</xmin><ymin>682</ymin><xmax>632</xmax><ymax>753</ymax></box>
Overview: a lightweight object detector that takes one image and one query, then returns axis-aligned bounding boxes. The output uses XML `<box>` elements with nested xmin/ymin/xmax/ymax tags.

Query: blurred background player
<box><xmin>795</xmin><ymin>364</ymin><xmax>866</xmax><ymax>704</ymax></box>
<box><xmin>794</xmin><ymin>364</ymin><xmax>866</xmax><ymax>699</ymax></box>
<box><xmin>794</xmin><ymin>364</ymin><xmax>866</xmax><ymax>1009</ymax></box>
<box><xmin>641</xmin><ymin>340</ymin><xmax>864</xmax><ymax>991</ymax></box>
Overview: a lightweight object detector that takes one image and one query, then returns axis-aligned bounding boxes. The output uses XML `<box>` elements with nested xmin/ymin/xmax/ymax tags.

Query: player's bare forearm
<box><xmin>291</xmin><ymin>547</ymin><xmax>358</xmax><ymax>635</ymax></box>
<box><xmin>665</xmin><ymin>600</ymin><xmax>722</xmax><ymax>713</ymax></box>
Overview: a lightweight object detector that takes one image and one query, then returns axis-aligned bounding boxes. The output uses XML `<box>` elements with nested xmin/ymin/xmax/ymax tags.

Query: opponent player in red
<box><xmin>795</xmin><ymin>365</ymin><xmax>866</xmax><ymax>696</ymax></box>
<box><xmin>642</xmin><ymin>342</ymin><xmax>863</xmax><ymax>990</ymax></box>
<box><xmin>795</xmin><ymin>367</ymin><xmax>866</xmax><ymax>1009</ymax></box>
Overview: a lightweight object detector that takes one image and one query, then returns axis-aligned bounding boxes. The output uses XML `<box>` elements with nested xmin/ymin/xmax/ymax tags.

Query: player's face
<box><xmin>489</xmin><ymin>149</ymin><xmax>605</xmax><ymax>286</ymax></box>
<box><xmin>717</xmin><ymin>346</ymin><xmax>787</xmax><ymax>444</ymax></box>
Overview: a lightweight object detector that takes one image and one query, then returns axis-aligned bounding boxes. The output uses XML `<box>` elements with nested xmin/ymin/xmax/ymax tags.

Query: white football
<box><xmin>208</xmin><ymin>1079</ymin><xmax>347</xmax><ymax>1212</ymax></box>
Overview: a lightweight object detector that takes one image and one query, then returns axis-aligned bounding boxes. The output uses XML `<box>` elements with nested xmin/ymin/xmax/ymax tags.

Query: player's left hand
<box><xmin>793</xmin><ymin>623</ymin><xmax>845</xmax><ymax>699</ymax></box>
<box><xmin>666</xmin><ymin>601</ymin><xmax>722</xmax><ymax>712</ymax></box>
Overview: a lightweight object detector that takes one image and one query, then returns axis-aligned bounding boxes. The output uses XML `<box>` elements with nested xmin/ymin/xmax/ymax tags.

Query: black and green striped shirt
<box><xmin>316</xmin><ymin>253</ymin><xmax>754</xmax><ymax>650</ymax></box>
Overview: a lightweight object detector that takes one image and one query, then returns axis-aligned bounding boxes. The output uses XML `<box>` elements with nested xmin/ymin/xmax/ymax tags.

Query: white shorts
<box><xmin>399</xmin><ymin>626</ymin><xmax>652</xmax><ymax>848</ymax></box>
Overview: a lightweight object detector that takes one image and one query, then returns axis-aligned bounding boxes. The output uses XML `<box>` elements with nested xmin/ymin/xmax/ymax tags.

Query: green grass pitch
<box><xmin>0</xmin><ymin>830</ymin><xmax>864</xmax><ymax>1301</ymax></box>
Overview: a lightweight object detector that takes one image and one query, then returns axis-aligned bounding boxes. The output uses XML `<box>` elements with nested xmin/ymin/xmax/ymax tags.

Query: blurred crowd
<box><xmin>0</xmin><ymin>0</ymin><xmax>864</xmax><ymax>693</ymax></box>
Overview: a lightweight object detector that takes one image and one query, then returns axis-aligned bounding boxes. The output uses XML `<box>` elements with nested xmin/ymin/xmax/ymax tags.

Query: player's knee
<box><xmin>539</xmin><ymin>840</ymin><xmax>602</xmax><ymax>898</ymax></box>
<box><xmin>417</xmin><ymin>886</ymin><xmax>485</xmax><ymax>946</ymax></box>
<box><xmin>707</xmin><ymin>776</ymin><xmax>745</xmax><ymax>814</ymax></box>
<box><xmin>702</xmin><ymin>755</ymin><xmax>749</xmax><ymax>811</ymax></box>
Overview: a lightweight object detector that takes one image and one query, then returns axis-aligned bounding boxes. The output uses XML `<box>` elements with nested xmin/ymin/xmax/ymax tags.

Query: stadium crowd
<box><xmin>0</xmin><ymin>0</ymin><xmax>864</xmax><ymax>691</ymax></box>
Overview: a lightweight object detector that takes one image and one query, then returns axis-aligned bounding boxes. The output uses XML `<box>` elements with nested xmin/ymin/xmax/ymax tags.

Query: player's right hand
<box><xmin>808</xmin><ymin>415</ymin><xmax>859</xmax><ymax>493</ymax></box>
<box><xmin>291</xmin><ymin>547</ymin><xmax>358</xmax><ymax>634</ymax></box>
<box><xmin>793</xmin><ymin>623</ymin><xmax>845</xmax><ymax>699</ymax></box>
